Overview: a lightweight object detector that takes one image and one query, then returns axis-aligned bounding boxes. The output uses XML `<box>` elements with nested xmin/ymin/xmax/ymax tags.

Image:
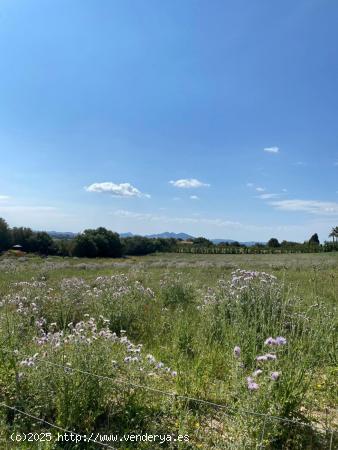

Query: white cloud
<box><xmin>169</xmin><ymin>178</ymin><xmax>210</xmax><ymax>189</ymax></box>
<box><xmin>0</xmin><ymin>195</ymin><xmax>10</xmax><ymax>201</ymax></box>
<box><xmin>85</xmin><ymin>182</ymin><xmax>150</xmax><ymax>198</ymax></box>
<box><xmin>246</xmin><ymin>183</ymin><xmax>254</xmax><ymax>188</ymax></box>
<box><xmin>255</xmin><ymin>187</ymin><xmax>265</xmax><ymax>192</ymax></box>
<box><xmin>257</xmin><ymin>193</ymin><xmax>280</xmax><ymax>200</ymax></box>
<box><xmin>269</xmin><ymin>199</ymin><xmax>338</xmax><ymax>216</ymax></box>
<box><xmin>264</xmin><ymin>146</ymin><xmax>279</xmax><ymax>154</ymax></box>
<box><xmin>190</xmin><ymin>195</ymin><xmax>199</xmax><ymax>200</ymax></box>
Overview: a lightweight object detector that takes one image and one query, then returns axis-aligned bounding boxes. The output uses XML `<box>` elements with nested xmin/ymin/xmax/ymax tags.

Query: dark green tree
<box><xmin>0</xmin><ymin>217</ymin><xmax>12</xmax><ymax>250</ymax></box>
<box><xmin>309</xmin><ymin>233</ymin><xmax>320</xmax><ymax>245</ymax></box>
<box><xmin>232</xmin><ymin>241</ymin><xmax>241</xmax><ymax>247</ymax></box>
<box><xmin>27</xmin><ymin>232</ymin><xmax>57</xmax><ymax>255</ymax></box>
<box><xmin>329</xmin><ymin>227</ymin><xmax>338</xmax><ymax>242</ymax></box>
<box><xmin>72</xmin><ymin>235</ymin><xmax>98</xmax><ymax>257</ymax></box>
<box><xmin>11</xmin><ymin>227</ymin><xmax>34</xmax><ymax>251</ymax></box>
<box><xmin>72</xmin><ymin>228</ymin><xmax>122</xmax><ymax>258</ymax></box>
<box><xmin>56</xmin><ymin>239</ymin><xmax>73</xmax><ymax>256</ymax></box>
<box><xmin>267</xmin><ymin>238</ymin><xmax>280</xmax><ymax>248</ymax></box>
<box><xmin>192</xmin><ymin>237</ymin><xmax>213</xmax><ymax>247</ymax></box>
<box><xmin>83</xmin><ymin>228</ymin><xmax>122</xmax><ymax>257</ymax></box>
<box><xmin>122</xmin><ymin>236</ymin><xmax>155</xmax><ymax>255</ymax></box>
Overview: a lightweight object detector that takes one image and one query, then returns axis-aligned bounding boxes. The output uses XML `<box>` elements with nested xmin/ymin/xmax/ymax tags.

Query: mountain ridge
<box><xmin>47</xmin><ymin>231</ymin><xmax>264</xmax><ymax>246</ymax></box>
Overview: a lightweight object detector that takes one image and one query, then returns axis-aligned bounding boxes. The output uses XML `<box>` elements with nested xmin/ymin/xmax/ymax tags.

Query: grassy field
<box><xmin>0</xmin><ymin>252</ymin><xmax>337</xmax><ymax>449</ymax></box>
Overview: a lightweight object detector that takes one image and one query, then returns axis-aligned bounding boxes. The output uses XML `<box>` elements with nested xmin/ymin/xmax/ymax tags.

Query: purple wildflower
<box><xmin>233</xmin><ymin>346</ymin><xmax>241</xmax><ymax>358</ymax></box>
<box><xmin>270</xmin><ymin>371</ymin><xmax>280</xmax><ymax>381</ymax></box>
<box><xmin>146</xmin><ymin>354</ymin><xmax>156</xmax><ymax>364</ymax></box>
<box><xmin>264</xmin><ymin>337</ymin><xmax>277</xmax><ymax>346</ymax></box>
<box><xmin>276</xmin><ymin>336</ymin><xmax>287</xmax><ymax>346</ymax></box>
<box><xmin>247</xmin><ymin>377</ymin><xmax>259</xmax><ymax>391</ymax></box>
<box><xmin>248</xmin><ymin>382</ymin><xmax>259</xmax><ymax>391</ymax></box>
<box><xmin>256</xmin><ymin>353</ymin><xmax>277</xmax><ymax>362</ymax></box>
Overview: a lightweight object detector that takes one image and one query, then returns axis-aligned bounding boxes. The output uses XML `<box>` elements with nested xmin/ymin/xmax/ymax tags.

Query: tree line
<box><xmin>1</xmin><ymin>217</ymin><xmax>338</xmax><ymax>257</ymax></box>
<box><xmin>0</xmin><ymin>218</ymin><xmax>175</xmax><ymax>257</ymax></box>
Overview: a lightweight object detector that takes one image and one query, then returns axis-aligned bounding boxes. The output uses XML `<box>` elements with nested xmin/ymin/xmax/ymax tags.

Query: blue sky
<box><xmin>0</xmin><ymin>0</ymin><xmax>338</xmax><ymax>242</ymax></box>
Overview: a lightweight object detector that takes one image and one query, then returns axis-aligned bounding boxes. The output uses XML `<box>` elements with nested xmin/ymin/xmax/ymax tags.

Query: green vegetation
<box><xmin>2</xmin><ymin>218</ymin><xmax>338</xmax><ymax>258</ymax></box>
<box><xmin>0</xmin><ymin>252</ymin><xmax>337</xmax><ymax>448</ymax></box>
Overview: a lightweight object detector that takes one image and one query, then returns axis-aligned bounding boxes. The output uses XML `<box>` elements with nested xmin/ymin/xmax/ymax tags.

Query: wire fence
<box><xmin>0</xmin><ymin>349</ymin><xmax>336</xmax><ymax>449</ymax></box>
<box><xmin>0</xmin><ymin>402</ymin><xmax>116</xmax><ymax>449</ymax></box>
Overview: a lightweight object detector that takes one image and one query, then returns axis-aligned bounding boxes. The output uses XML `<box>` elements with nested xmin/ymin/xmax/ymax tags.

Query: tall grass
<box><xmin>0</xmin><ymin>254</ymin><xmax>336</xmax><ymax>448</ymax></box>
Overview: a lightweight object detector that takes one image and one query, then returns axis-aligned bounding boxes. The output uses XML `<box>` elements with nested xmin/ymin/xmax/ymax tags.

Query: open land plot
<box><xmin>0</xmin><ymin>252</ymin><xmax>337</xmax><ymax>449</ymax></box>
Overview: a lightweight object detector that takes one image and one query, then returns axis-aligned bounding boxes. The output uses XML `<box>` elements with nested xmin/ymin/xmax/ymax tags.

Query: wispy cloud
<box><xmin>248</xmin><ymin>184</ymin><xmax>285</xmax><ymax>200</ymax></box>
<box><xmin>0</xmin><ymin>205</ymin><xmax>57</xmax><ymax>213</ymax></box>
<box><xmin>269</xmin><ymin>199</ymin><xmax>338</xmax><ymax>216</ymax></box>
<box><xmin>257</xmin><ymin>193</ymin><xmax>281</xmax><ymax>199</ymax></box>
<box><xmin>113</xmin><ymin>210</ymin><xmax>240</xmax><ymax>228</ymax></box>
<box><xmin>264</xmin><ymin>146</ymin><xmax>279</xmax><ymax>154</ymax></box>
<box><xmin>169</xmin><ymin>178</ymin><xmax>210</xmax><ymax>188</ymax></box>
<box><xmin>190</xmin><ymin>195</ymin><xmax>199</xmax><ymax>200</ymax></box>
<box><xmin>112</xmin><ymin>209</ymin><xmax>305</xmax><ymax>236</ymax></box>
<box><xmin>85</xmin><ymin>182</ymin><xmax>150</xmax><ymax>198</ymax></box>
<box><xmin>0</xmin><ymin>195</ymin><xmax>10</xmax><ymax>201</ymax></box>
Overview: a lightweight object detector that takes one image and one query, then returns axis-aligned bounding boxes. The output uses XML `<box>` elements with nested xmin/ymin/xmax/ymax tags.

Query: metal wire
<box><xmin>24</xmin><ymin>353</ymin><xmax>337</xmax><ymax>433</ymax></box>
<box><xmin>0</xmin><ymin>402</ymin><xmax>116</xmax><ymax>449</ymax></box>
<box><xmin>2</xmin><ymin>345</ymin><xmax>336</xmax><ymax>448</ymax></box>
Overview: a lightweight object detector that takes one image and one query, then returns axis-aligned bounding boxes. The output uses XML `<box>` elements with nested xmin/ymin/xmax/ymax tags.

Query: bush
<box><xmin>73</xmin><ymin>228</ymin><xmax>122</xmax><ymax>258</ymax></box>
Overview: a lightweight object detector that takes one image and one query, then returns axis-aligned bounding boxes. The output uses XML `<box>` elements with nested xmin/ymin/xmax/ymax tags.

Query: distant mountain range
<box><xmin>47</xmin><ymin>231</ymin><xmax>264</xmax><ymax>246</ymax></box>
<box><xmin>47</xmin><ymin>231</ymin><xmax>78</xmax><ymax>240</ymax></box>
<box><xmin>120</xmin><ymin>232</ymin><xmax>264</xmax><ymax>246</ymax></box>
<box><xmin>120</xmin><ymin>231</ymin><xmax>194</xmax><ymax>240</ymax></box>
<box><xmin>211</xmin><ymin>239</ymin><xmax>264</xmax><ymax>247</ymax></box>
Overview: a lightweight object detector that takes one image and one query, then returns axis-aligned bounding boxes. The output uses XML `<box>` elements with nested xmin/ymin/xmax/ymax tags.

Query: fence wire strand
<box><xmin>16</xmin><ymin>351</ymin><xmax>337</xmax><ymax>434</ymax></box>
<box><xmin>0</xmin><ymin>402</ymin><xmax>116</xmax><ymax>449</ymax></box>
<box><xmin>1</xmin><ymin>348</ymin><xmax>336</xmax><ymax>449</ymax></box>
